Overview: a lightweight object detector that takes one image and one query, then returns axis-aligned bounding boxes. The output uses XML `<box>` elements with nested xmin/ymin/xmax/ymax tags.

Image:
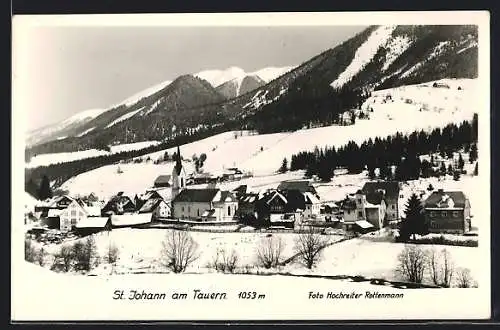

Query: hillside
<box><xmin>26</xmin><ymin>25</ymin><xmax>477</xmax><ymax>156</ymax></box>
<box><xmin>53</xmin><ymin>78</ymin><xmax>477</xmax><ymax>198</ymax></box>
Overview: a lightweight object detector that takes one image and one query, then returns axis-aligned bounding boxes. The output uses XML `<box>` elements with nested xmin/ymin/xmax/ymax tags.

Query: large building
<box><xmin>171</xmin><ymin>188</ymin><xmax>238</xmax><ymax>222</ymax></box>
<box><xmin>423</xmin><ymin>189</ymin><xmax>472</xmax><ymax>234</ymax></box>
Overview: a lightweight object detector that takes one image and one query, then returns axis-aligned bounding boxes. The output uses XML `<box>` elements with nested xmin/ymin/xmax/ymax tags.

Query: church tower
<box><xmin>171</xmin><ymin>145</ymin><xmax>186</xmax><ymax>200</ymax></box>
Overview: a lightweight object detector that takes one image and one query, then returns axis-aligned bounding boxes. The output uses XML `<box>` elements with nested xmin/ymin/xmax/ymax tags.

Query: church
<box><xmin>171</xmin><ymin>145</ymin><xmax>187</xmax><ymax>200</ymax></box>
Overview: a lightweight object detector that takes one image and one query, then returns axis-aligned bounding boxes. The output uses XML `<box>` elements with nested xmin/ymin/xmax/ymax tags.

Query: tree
<box><xmin>427</xmin><ymin>248</ymin><xmax>454</xmax><ymax>287</ymax></box>
<box><xmin>294</xmin><ymin>227</ymin><xmax>330</xmax><ymax>269</ymax></box>
<box><xmin>57</xmin><ymin>244</ymin><xmax>74</xmax><ymax>272</ymax></box>
<box><xmin>458</xmin><ymin>153</ymin><xmax>465</xmax><ymax>170</ymax></box>
<box><xmin>160</xmin><ymin>230</ymin><xmax>199</xmax><ymax>273</ymax></box>
<box><xmin>278</xmin><ymin>158</ymin><xmax>288</xmax><ymax>173</ymax></box>
<box><xmin>25</xmin><ymin>238</ymin><xmax>37</xmax><ymax>263</ymax></box>
<box><xmin>453</xmin><ymin>170</ymin><xmax>461</xmax><ymax>181</ymax></box>
<box><xmin>439</xmin><ymin>162</ymin><xmax>447</xmax><ymax>176</ymax></box>
<box><xmin>396</xmin><ymin>245</ymin><xmax>427</xmax><ymax>283</ymax></box>
<box><xmin>37</xmin><ymin>175</ymin><xmax>52</xmax><ymax>200</ymax></box>
<box><xmin>210</xmin><ymin>248</ymin><xmax>239</xmax><ymax>273</ymax></box>
<box><xmin>36</xmin><ymin>246</ymin><xmax>47</xmax><ymax>266</ymax></box>
<box><xmin>399</xmin><ymin>193</ymin><xmax>427</xmax><ymax>241</ymax></box>
<box><xmin>73</xmin><ymin>236</ymin><xmax>99</xmax><ymax>271</ymax></box>
<box><xmin>105</xmin><ymin>242</ymin><xmax>120</xmax><ymax>268</ymax></box>
<box><xmin>256</xmin><ymin>236</ymin><xmax>284</xmax><ymax>269</ymax></box>
<box><xmin>469</xmin><ymin>144</ymin><xmax>478</xmax><ymax>163</ymax></box>
<box><xmin>447</xmin><ymin>164</ymin><xmax>454</xmax><ymax>175</ymax></box>
<box><xmin>317</xmin><ymin>158</ymin><xmax>333</xmax><ymax>182</ymax></box>
<box><xmin>456</xmin><ymin>268</ymin><xmax>476</xmax><ymax>288</ymax></box>
<box><xmin>427</xmin><ymin>184</ymin><xmax>434</xmax><ymax>191</ymax></box>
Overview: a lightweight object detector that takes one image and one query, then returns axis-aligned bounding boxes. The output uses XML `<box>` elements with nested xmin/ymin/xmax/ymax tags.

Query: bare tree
<box><xmin>294</xmin><ymin>227</ymin><xmax>330</xmax><ymax>269</ymax></box>
<box><xmin>73</xmin><ymin>236</ymin><xmax>99</xmax><ymax>271</ymax></box>
<box><xmin>25</xmin><ymin>238</ymin><xmax>37</xmax><ymax>263</ymax></box>
<box><xmin>105</xmin><ymin>242</ymin><xmax>120</xmax><ymax>272</ymax></box>
<box><xmin>210</xmin><ymin>248</ymin><xmax>239</xmax><ymax>273</ymax></box>
<box><xmin>36</xmin><ymin>246</ymin><xmax>47</xmax><ymax>267</ymax></box>
<box><xmin>427</xmin><ymin>248</ymin><xmax>454</xmax><ymax>287</ymax></box>
<box><xmin>456</xmin><ymin>268</ymin><xmax>476</xmax><ymax>288</ymax></box>
<box><xmin>256</xmin><ymin>235</ymin><xmax>284</xmax><ymax>269</ymax></box>
<box><xmin>396</xmin><ymin>245</ymin><xmax>427</xmax><ymax>283</ymax></box>
<box><xmin>160</xmin><ymin>230</ymin><xmax>199</xmax><ymax>273</ymax></box>
<box><xmin>52</xmin><ymin>244</ymin><xmax>74</xmax><ymax>272</ymax></box>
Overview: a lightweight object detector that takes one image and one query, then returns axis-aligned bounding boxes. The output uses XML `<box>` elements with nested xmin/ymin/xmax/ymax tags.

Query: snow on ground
<box><xmin>286</xmin><ymin>237</ymin><xmax>481</xmax><ymax>286</ymax></box>
<box><xmin>61</xmin><ymin>162</ymin><xmax>194</xmax><ymax>200</ymax></box>
<box><xmin>400</xmin><ymin>41</ymin><xmax>451</xmax><ymax>79</ymax></box>
<box><xmin>106</xmin><ymin>107</ymin><xmax>145</xmax><ymax>128</ymax></box>
<box><xmin>76</xmin><ymin>127</ymin><xmax>95</xmax><ymax>137</ymax></box>
<box><xmin>331</xmin><ymin>26</ymin><xmax>396</xmax><ymax>89</ymax></box>
<box><xmin>26</xmin><ymin>141</ymin><xmax>161</xmax><ymax>168</ymax></box>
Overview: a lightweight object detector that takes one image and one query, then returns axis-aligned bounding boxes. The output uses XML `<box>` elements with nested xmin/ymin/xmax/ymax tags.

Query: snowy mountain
<box><xmin>26</xmin><ymin>108</ymin><xmax>108</xmax><ymax>147</ymax></box>
<box><xmin>26</xmin><ymin>25</ymin><xmax>477</xmax><ymax>157</ymax></box>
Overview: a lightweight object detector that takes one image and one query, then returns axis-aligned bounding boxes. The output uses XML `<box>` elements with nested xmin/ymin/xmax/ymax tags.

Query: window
<box><xmin>357</xmin><ymin>199</ymin><xmax>362</xmax><ymax>204</ymax></box>
<box><xmin>197</xmin><ymin>209</ymin><xmax>200</xmax><ymax>217</ymax></box>
<box><xmin>228</xmin><ymin>206</ymin><xmax>231</xmax><ymax>216</ymax></box>
<box><xmin>181</xmin><ymin>178</ymin><xmax>184</xmax><ymax>187</ymax></box>
<box><xmin>442</xmin><ymin>211</ymin><xmax>447</xmax><ymax>217</ymax></box>
<box><xmin>391</xmin><ymin>205</ymin><xmax>395</xmax><ymax>210</ymax></box>
<box><xmin>182</xmin><ymin>206</ymin><xmax>184</xmax><ymax>212</ymax></box>
<box><xmin>430</xmin><ymin>211</ymin><xmax>436</xmax><ymax>218</ymax></box>
<box><xmin>453</xmin><ymin>211</ymin><xmax>459</xmax><ymax>218</ymax></box>
<box><xmin>71</xmin><ymin>210</ymin><xmax>76</xmax><ymax>217</ymax></box>
<box><xmin>188</xmin><ymin>206</ymin><xmax>191</xmax><ymax>213</ymax></box>
<box><xmin>358</xmin><ymin>211</ymin><xmax>363</xmax><ymax>217</ymax></box>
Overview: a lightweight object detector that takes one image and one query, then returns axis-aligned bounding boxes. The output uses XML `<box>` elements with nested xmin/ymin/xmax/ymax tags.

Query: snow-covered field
<box><xmin>26</xmin><ymin>141</ymin><xmax>162</xmax><ymax>168</ymax></box>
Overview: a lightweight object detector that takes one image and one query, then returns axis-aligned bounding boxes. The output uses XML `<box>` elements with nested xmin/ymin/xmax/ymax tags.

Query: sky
<box><xmin>14</xmin><ymin>25</ymin><xmax>367</xmax><ymax>131</ymax></box>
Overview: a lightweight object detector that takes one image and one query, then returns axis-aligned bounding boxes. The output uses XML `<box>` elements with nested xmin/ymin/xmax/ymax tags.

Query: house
<box><xmin>171</xmin><ymin>188</ymin><xmax>238</xmax><ymax>222</ymax></box>
<box><xmin>190</xmin><ymin>172</ymin><xmax>218</xmax><ymax>185</ymax></box>
<box><xmin>277</xmin><ymin>180</ymin><xmax>321</xmax><ymax>220</ymax></box>
<box><xmin>277</xmin><ymin>180</ymin><xmax>317</xmax><ymax>195</ymax></box>
<box><xmin>255</xmin><ymin>190</ymin><xmax>299</xmax><ymax>229</ymax></box>
<box><xmin>138</xmin><ymin>198</ymin><xmax>171</xmax><ymax>220</ymax></box>
<box><xmin>153</xmin><ymin>175</ymin><xmax>172</xmax><ymax>188</ymax></box>
<box><xmin>340</xmin><ymin>190</ymin><xmax>386</xmax><ymax>232</ymax></box>
<box><xmin>232</xmin><ymin>185</ymin><xmax>248</xmax><ymax>199</ymax></box>
<box><xmin>35</xmin><ymin>195</ymin><xmax>74</xmax><ymax>217</ymax></box>
<box><xmin>423</xmin><ymin>189</ymin><xmax>471</xmax><ymax>234</ymax></box>
<box><xmin>53</xmin><ymin>199</ymin><xmax>89</xmax><ymax>232</ymax></box>
<box><xmin>135</xmin><ymin>190</ymin><xmax>165</xmax><ymax>210</ymax></box>
<box><xmin>321</xmin><ymin>202</ymin><xmax>341</xmax><ymax>221</ymax></box>
<box><xmin>361</xmin><ymin>181</ymin><xmax>401</xmax><ymax>222</ymax></box>
<box><xmin>101</xmin><ymin>192</ymin><xmax>136</xmax><ymax>216</ymax></box>
<box><xmin>235</xmin><ymin>192</ymin><xmax>260</xmax><ymax>222</ymax></box>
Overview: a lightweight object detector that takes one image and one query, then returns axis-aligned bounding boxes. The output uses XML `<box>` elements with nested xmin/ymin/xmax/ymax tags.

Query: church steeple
<box><xmin>174</xmin><ymin>145</ymin><xmax>182</xmax><ymax>175</ymax></box>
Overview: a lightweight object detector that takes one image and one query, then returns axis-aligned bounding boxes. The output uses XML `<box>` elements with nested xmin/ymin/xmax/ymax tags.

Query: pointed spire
<box><xmin>175</xmin><ymin>145</ymin><xmax>182</xmax><ymax>175</ymax></box>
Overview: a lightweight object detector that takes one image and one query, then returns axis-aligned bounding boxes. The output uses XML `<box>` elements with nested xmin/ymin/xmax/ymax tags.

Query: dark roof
<box><xmin>341</xmin><ymin>198</ymin><xmax>357</xmax><ymax>210</ymax></box>
<box><xmin>361</xmin><ymin>181</ymin><xmax>400</xmax><ymax>199</ymax></box>
<box><xmin>174</xmin><ymin>146</ymin><xmax>183</xmax><ymax>175</ymax></box>
<box><xmin>218</xmin><ymin>191</ymin><xmax>237</xmax><ymax>202</ymax></box>
<box><xmin>232</xmin><ymin>185</ymin><xmax>247</xmax><ymax>194</ymax></box>
<box><xmin>173</xmin><ymin>189</ymin><xmax>219</xmax><ymax>203</ymax></box>
<box><xmin>277</xmin><ymin>180</ymin><xmax>315</xmax><ymax>193</ymax></box>
<box><xmin>366</xmin><ymin>192</ymin><xmax>385</xmax><ymax>205</ymax></box>
<box><xmin>424</xmin><ymin>191</ymin><xmax>467</xmax><ymax>208</ymax></box>
<box><xmin>154</xmin><ymin>175</ymin><xmax>171</xmax><ymax>185</ymax></box>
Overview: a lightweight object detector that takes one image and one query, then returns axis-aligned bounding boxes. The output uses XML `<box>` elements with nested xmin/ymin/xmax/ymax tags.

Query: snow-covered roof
<box><xmin>304</xmin><ymin>192</ymin><xmax>320</xmax><ymax>204</ymax></box>
<box><xmin>84</xmin><ymin>206</ymin><xmax>102</xmax><ymax>217</ymax></box>
<box><xmin>47</xmin><ymin>209</ymin><xmax>62</xmax><ymax>217</ymax></box>
<box><xmin>355</xmin><ymin>220</ymin><xmax>374</xmax><ymax>229</ymax></box>
<box><xmin>111</xmin><ymin>213</ymin><xmax>152</xmax><ymax>227</ymax></box>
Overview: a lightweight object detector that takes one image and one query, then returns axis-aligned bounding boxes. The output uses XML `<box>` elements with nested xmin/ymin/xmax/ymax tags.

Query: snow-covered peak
<box><xmin>195</xmin><ymin>66</ymin><xmax>246</xmax><ymax>88</ymax></box>
<box><xmin>195</xmin><ymin>65</ymin><xmax>296</xmax><ymax>88</ymax></box>
<box><xmin>110</xmin><ymin>80</ymin><xmax>172</xmax><ymax>108</ymax></box>
<box><xmin>60</xmin><ymin>108</ymin><xmax>108</xmax><ymax>126</ymax></box>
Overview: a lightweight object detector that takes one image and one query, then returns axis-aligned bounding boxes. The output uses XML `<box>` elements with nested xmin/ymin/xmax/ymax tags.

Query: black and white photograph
<box><xmin>12</xmin><ymin>12</ymin><xmax>491</xmax><ymax>321</ymax></box>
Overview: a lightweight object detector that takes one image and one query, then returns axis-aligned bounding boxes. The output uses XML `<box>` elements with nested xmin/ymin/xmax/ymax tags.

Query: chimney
<box><xmin>437</xmin><ymin>189</ymin><xmax>444</xmax><ymax>193</ymax></box>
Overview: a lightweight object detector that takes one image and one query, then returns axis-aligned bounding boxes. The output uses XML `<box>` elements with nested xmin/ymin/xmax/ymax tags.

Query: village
<box><xmin>25</xmin><ymin>144</ymin><xmax>476</xmax><ymax>241</ymax></box>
